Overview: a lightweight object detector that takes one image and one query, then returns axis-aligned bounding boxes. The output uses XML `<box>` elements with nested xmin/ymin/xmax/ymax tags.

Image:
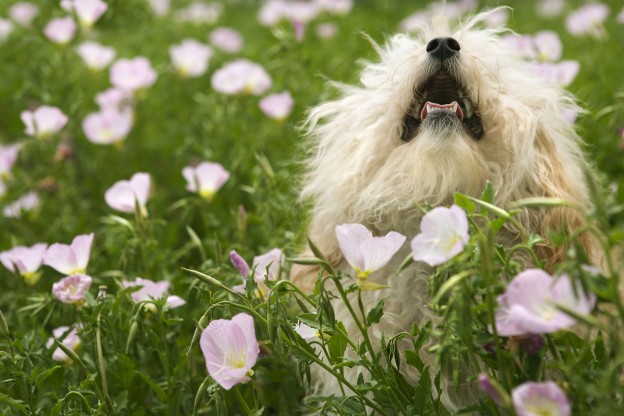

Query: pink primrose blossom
<box><xmin>0</xmin><ymin>143</ymin><xmax>20</xmax><ymax>179</ymax></box>
<box><xmin>211</xmin><ymin>59</ymin><xmax>272</xmax><ymax>96</ymax></box>
<box><xmin>122</xmin><ymin>277</ymin><xmax>185</xmax><ymax>309</ymax></box>
<box><xmin>95</xmin><ymin>88</ymin><xmax>132</xmax><ymax>111</ymax></box>
<box><xmin>147</xmin><ymin>0</ymin><xmax>170</xmax><ymax>17</ymax></box>
<box><xmin>3</xmin><ymin>192</ymin><xmax>40</xmax><ymax>218</ymax></box>
<box><xmin>230</xmin><ymin>248</ymin><xmax>283</xmax><ymax>294</ymax></box>
<box><xmin>494</xmin><ymin>269</ymin><xmax>596</xmax><ymax>337</ymax></box>
<box><xmin>52</xmin><ymin>274</ymin><xmax>92</xmax><ymax>304</ymax></box>
<box><xmin>169</xmin><ymin>39</ymin><xmax>213</xmax><ymax>78</ymax></box>
<box><xmin>294</xmin><ymin>322</ymin><xmax>320</xmax><ymax>341</ymax></box>
<box><xmin>44</xmin><ymin>233</ymin><xmax>94</xmax><ymax>275</ymax></box>
<box><xmin>316</xmin><ymin>0</ymin><xmax>353</xmax><ymax>15</ymax></box>
<box><xmin>259</xmin><ymin>91</ymin><xmax>294</xmax><ymax>120</ymax></box>
<box><xmin>0</xmin><ymin>18</ymin><xmax>14</xmax><ymax>42</ymax></box>
<box><xmin>336</xmin><ymin>223</ymin><xmax>406</xmax><ymax>280</ymax></box>
<box><xmin>565</xmin><ymin>3</ymin><xmax>610</xmax><ymax>38</ymax></box>
<box><xmin>9</xmin><ymin>2</ymin><xmax>39</xmax><ymax>27</ymax></box>
<box><xmin>175</xmin><ymin>1</ymin><xmax>222</xmax><ymax>24</ymax></box>
<box><xmin>512</xmin><ymin>381</ymin><xmax>570</xmax><ymax>416</ymax></box>
<box><xmin>76</xmin><ymin>41</ymin><xmax>116</xmax><ymax>70</ymax></box>
<box><xmin>61</xmin><ymin>0</ymin><xmax>108</xmax><ymax>28</ymax></box>
<box><xmin>200</xmin><ymin>313</ymin><xmax>259</xmax><ymax>390</ymax></box>
<box><xmin>21</xmin><ymin>106</ymin><xmax>68</xmax><ymax>139</ymax></box>
<box><xmin>182</xmin><ymin>161</ymin><xmax>230</xmax><ymax>200</ymax></box>
<box><xmin>410</xmin><ymin>205</ymin><xmax>469</xmax><ymax>267</ymax></box>
<box><xmin>0</xmin><ymin>243</ymin><xmax>47</xmax><ymax>285</ymax></box>
<box><xmin>536</xmin><ymin>0</ymin><xmax>565</xmax><ymax>18</ymax></box>
<box><xmin>104</xmin><ymin>172</ymin><xmax>151</xmax><ymax>216</ymax></box>
<box><xmin>315</xmin><ymin>22</ymin><xmax>337</xmax><ymax>39</ymax></box>
<box><xmin>110</xmin><ymin>57</ymin><xmax>157</xmax><ymax>92</ymax></box>
<box><xmin>43</xmin><ymin>16</ymin><xmax>77</xmax><ymax>45</ymax></box>
<box><xmin>47</xmin><ymin>326</ymin><xmax>81</xmax><ymax>361</ymax></box>
<box><xmin>533</xmin><ymin>31</ymin><xmax>562</xmax><ymax>62</ymax></box>
<box><xmin>82</xmin><ymin>109</ymin><xmax>134</xmax><ymax>145</ymax></box>
<box><xmin>210</xmin><ymin>27</ymin><xmax>243</xmax><ymax>54</ymax></box>
<box><xmin>530</xmin><ymin>60</ymin><xmax>580</xmax><ymax>87</ymax></box>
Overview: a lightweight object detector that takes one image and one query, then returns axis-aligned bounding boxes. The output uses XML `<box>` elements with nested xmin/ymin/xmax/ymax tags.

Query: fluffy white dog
<box><xmin>292</xmin><ymin>9</ymin><xmax>595</xmax><ymax>408</ymax></box>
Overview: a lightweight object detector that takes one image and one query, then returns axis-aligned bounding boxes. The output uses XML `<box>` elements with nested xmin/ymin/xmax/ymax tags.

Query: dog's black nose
<box><xmin>426</xmin><ymin>37</ymin><xmax>461</xmax><ymax>61</ymax></box>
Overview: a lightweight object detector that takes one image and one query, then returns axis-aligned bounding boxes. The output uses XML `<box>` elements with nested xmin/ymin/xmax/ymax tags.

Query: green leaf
<box><xmin>0</xmin><ymin>393</ymin><xmax>28</xmax><ymax>413</ymax></box>
<box><xmin>327</xmin><ymin>322</ymin><xmax>348</xmax><ymax>364</ymax></box>
<box><xmin>481</xmin><ymin>181</ymin><xmax>495</xmax><ymax>203</ymax></box>
<box><xmin>454</xmin><ymin>192</ymin><xmax>476</xmax><ymax>213</ymax></box>
<box><xmin>36</xmin><ymin>365</ymin><xmax>62</xmax><ymax>388</ymax></box>
<box><xmin>432</xmin><ymin>271</ymin><xmax>473</xmax><ymax>304</ymax></box>
<box><xmin>136</xmin><ymin>370</ymin><xmax>167</xmax><ymax>402</ymax></box>
<box><xmin>366</xmin><ymin>298</ymin><xmax>385</xmax><ymax>326</ymax></box>
<box><xmin>405</xmin><ymin>349</ymin><xmax>424</xmax><ymax>372</ymax></box>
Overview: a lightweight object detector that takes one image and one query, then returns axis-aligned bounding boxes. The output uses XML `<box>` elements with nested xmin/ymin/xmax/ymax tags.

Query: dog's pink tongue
<box><xmin>420</xmin><ymin>101</ymin><xmax>464</xmax><ymax>121</ymax></box>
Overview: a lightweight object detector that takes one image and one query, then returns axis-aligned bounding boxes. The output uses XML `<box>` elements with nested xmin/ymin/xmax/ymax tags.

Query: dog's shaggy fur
<box><xmin>292</xmin><ymin>10</ymin><xmax>596</xmax><ymax>407</ymax></box>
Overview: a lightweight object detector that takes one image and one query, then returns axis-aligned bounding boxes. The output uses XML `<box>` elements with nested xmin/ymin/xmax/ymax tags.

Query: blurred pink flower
<box><xmin>502</xmin><ymin>34</ymin><xmax>537</xmax><ymax>61</ymax></box>
<box><xmin>0</xmin><ymin>243</ymin><xmax>47</xmax><ymax>285</ymax></box>
<box><xmin>3</xmin><ymin>192</ymin><xmax>40</xmax><ymax>218</ymax></box>
<box><xmin>230</xmin><ymin>250</ymin><xmax>251</xmax><ymax>278</ymax></box>
<box><xmin>9</xmin><ymin>2</ymin><xmax>39</xmax><ymax>27</ymax></box>
<box><xmin>82</xmin><ymin>109</ymin><xmax>134</xmax><ymax>145</ymax></box>
<box><xmin>44</xmin><ymin>233</ymin><xmax>94</xmax><ymax>275</ymax></box>
<box><xmin>200</xmin><ymin>313</ymin><xmax>259</xmax><ymax>390</ymax></box>
<box><xmin>122</xmin><ymin>277</ymin><xmax>185</xmax><ymax>309</ymax></box>
<box><xmin>182</xmin><ymin>161</ymin><xmax>230</xmax><ymax>200</ymax></box>
<box><xmin>169</xmin><ymin>39</ymin><xmax>213</xmax><ymax>78</ymax></box>
<box><xmin>494</xmin><ymin>269</ymin><xmax>596</xmax><ymax>336</ymax></box>
<box><xmin>618</xmin><ymin>8</ymin><xmax>624</xmax><ymax>24</ymax></box>
<box><xmin>336</xmin><ymin>223</ymin><xmax>406</xmax><ymax>280</ymax></box>
<box><xmin>512</xmin><ymin>381</ymin><xmax>570</xmax><ymax>416</ymax></box>
<box><xmin>52</xmin><ymin>274</ymin><xmax>92</xmax><ymax>304</ymax></box>
<box><xmin>0</xmin><ymin>18</ymin><xmax>14</xmax><ymax>42</ymax></box>
<box><xmin>230</xmin><ymin>248</ymin><xmax>283</xmax><ymax>294</ymax></box>
<box><xmin>400</xmin><ymin>11</ymin><xmax>430</xmax><ymax>33</ymax></box>
<box><xmin>0</xmin><ymin>180</ymin><xmax>6</xmax><ymax>198</ymax></box>
<box><xmin>294</xmin><ymin>322</ymin><xmax>320</xmax><ymax>341</ymax></box>
<box><xmin>483</xmin><ymin>8</ymin><xmax>509</xmax><ymax>27</ymax></box>
<box><xmin>530</xmin><ymin>60</ymin><xmax>580</xmax><ymax>87</ymax></box>
<box><xmin>21</xmin><ymin>106</ymin><xmax>68</xmax><ymax>139</ymax></box>
<box><xmin>43</xmin><ymin>16</ymin><xmax>77</xmax><ymax>45</ymax></box>
<box><xmin>0</xmin><ymin>143</ymin><xmax>20</xmax><ymax>179</ymax></box>
<box><xmin>110</xmin><ymin>57</ymin><xmax>157</xmax><ymax>92</ymax></box>
<box><xmin>259</xmin><ymin>91</ymin><xmax>294</xmax><ymax>120</ymax></box>
<box><xmin>410</xmin><ymin>205</ymin><xmax>469</xmax><ymax>267</ymax></box>
<box><xmin>76</xmin><ymin>41</ymin><xmax>116</xmax><ymax>70</ymax></box>
<box><xmin>61</xmin><ymin>0</ymin><xmax>107</xmax><ymax>28</ymax></box>
<box><xmin>533</xmin><ymin>31</ymin><xmax>562</xmax><ymax>62</ymax></box>
<box><xmin>259</xmin><ymin>0</ymin><xmax>320</xmax><ymax>26</ymax></box>
<box><xmin>47</xmin><ymin>326</ymin><xmax>81</xmax><ymax>361</ymax></box>
<box><xmin>175</xmin><ymin>1</ymin><xmax>222</xmax><ymax>24</ymax></box>
<box><xmin>211</xmin><ymin>59</ymin><xmax>272</xmax><ymax>95</ymax></box>
<box><xmin>477</xmin><ymin>374</ymin><xmax>505</xmax><ymax>405</ymax></box>
<box><xmin>316</xmin><ymin>0</ymin><xmax>353</xmax><ymax>15</ymax></box>
<box><xmin>535</xmin><ymin>0</ymin><xmax>565</xmax><ymax>18</ymax></box>
<box><xmin>210</xmin><ymin>27</ymin><xmax>243</xmax><ymax>54</ymax></box>
<box><xmin>104</xmin><ymin>172</ymin><xmax>151</xmax><ymax>216</ymax></box>
<box><xmin>565</xmin><ymin>3</ymin><xmax>610</xmax><ymax>38</ymax></box>
<box><xmin>315</xmin><ymin>22</ymin><xmax>337</xmax><ymax>39</ymax></box>
<box><xmin>562</xmin><ymin>108</ymin><xmax>578</xmax><ymax>125</ymax></box>
<box><xmin>147</xmin><ymin>0</ymin><xmax>170</xmax><ymax>17</ymax></box>
<box><xmin>95</xmin><ymin>88</ymin><xmax>131</xmax><ymax>111</ymax></box>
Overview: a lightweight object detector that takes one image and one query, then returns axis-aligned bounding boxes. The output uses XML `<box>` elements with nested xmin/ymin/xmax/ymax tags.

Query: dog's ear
<box><xmin>531</xmin><ymin>124</ymin><xmax>596</xmax><ymax>270</ymax></box>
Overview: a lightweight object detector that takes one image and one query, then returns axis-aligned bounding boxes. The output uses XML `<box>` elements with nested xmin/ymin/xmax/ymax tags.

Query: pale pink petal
<box><xmin>71</xmin><ymin>234</ymin><xmax>94</xmax><ymax>273</ymax></box>
<box><xmin>335</xmin><ymin>223</ymin><xmax>371</xmax><ymax>272</ymax></box>
<box><xmin>44</xmin><ymin>244</ymin><xmax>79</xmax><ymax>275</ymax></box>
<box><xmin>252</xmin><ymin>248</ymin><xmax>283</xmax><ymax>282</ymax></box>
<box><xmin>512</xmin><ymin>382</ymin><xmax>570</xmax><ymax>416</ymax></box>
<box><xmin>166</xmin><ymin>295</ymin><xmax>186</xmax><ymax>308</ymax></box>
<box><xmin>52</xmin><ymin>274</ymin><xmax>92</xmax><ymax>303</ymax></box>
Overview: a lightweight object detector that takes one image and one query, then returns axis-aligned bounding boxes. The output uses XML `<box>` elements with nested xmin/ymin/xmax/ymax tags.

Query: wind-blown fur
<box><xmin>292</xmin><ymin>10</ymin><xmax>595</xmax><ymax>408</ymax></box>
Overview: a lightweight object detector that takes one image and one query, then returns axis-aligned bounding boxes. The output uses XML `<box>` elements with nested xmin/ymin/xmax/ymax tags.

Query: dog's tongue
<box><xmin>420</xmin><ymin>101</ymin><xmax>464</xmax><ymax>121</ymax></box>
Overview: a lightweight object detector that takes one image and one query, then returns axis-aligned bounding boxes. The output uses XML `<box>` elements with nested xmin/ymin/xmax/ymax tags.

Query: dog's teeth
<box><xmin>427</xmin><ymin>104</ymin><xmax>433</xmax><ymax>113</ymax></box>
<box><xmin>463</xmin><ymin>98</ymin><xmax>474</xmax><ymax>119</ymax></box>
<box><xmin>450</xmin><ymin>102</ymin><xmax>457</xmax><ymax>111</ymax></box>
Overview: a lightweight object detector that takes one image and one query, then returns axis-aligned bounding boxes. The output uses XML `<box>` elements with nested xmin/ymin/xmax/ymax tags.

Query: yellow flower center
<box><xmin>199</xmin><ymin>188</ymin><xmax>215</xmax><ymax>201</ymax></box>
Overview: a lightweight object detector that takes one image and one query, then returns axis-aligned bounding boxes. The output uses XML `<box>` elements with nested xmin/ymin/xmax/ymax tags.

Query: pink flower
<box><xmin>44</xmin><ymin>233</ymin><xmax>94</xmax><ymax>275</ymax></box>
<box><xmin>76</xmin><ymin>41</ymin><xmax>116</xmax><ymax>70</ymax></box>
<box><xmin>104</xmin><ymin>172</ymin><xmax>151</xmax><ymax>216</ymax></box>
<box><xmin>95</xmin><ymin>88</ymin><xmax>131</xmax><ymax>111</ymax></box>
<box><xmin>21</xmin><ymin>106</ymin><xmax>68</xmax><ymax>139</ymax></box>
<box><xmin>210</xmin><ymin>27</ymin><xmax>243</xmax><ymax>54</ymax></box>
<box><xmin>110</xmin><ymin>57</ymin><xmax>157</xmax><ymax>92</ymax></box>
<box><xmin>483</xmin><ymin>8</ymin><xmax>509</xmax><ymax>27</ymax></box>
<box><xmin>336</xmin><ymin>224</ymin><xmax>406</xmax><ymax>279</ymax></box>
<box><xmin>530</xmin><ymin>61</ymin><xmax>580</xmax><ymax>87</ymax></box>
<box><xmin>175</xmin><ymin>1</ymin><xmax>222</xmax><ymax>24</ymax></box>
<box><xmin>258</xmin><ymin>0</ymin><xmax>320</xmax><ymax>26</ymax></box>
<box><xmin>512</xmin><ymin>381</ymin><xmax>570</xmax><ymax>416</ymax></box>
<box><xmin>9</xmin><ymin>2</ymin><xmax>39</xmax><ymax>27</ymax></box>
<box><xmin>0</xmin><ymin>143</ymin><xmax>20</xmax><ymax>179</ymax></box>
<box><xmin>399</xmin><ymin>11</ymin><xmax>430</xmax><ymax>33</ymax></box>
<box><xmin>566</xmin><ymin>3</ymin><xmax>610</xmax><ymax>38</ymax></box>
<box><xmin>61</xmin><ymin>0</ymin><xmax>107</xmax><ymax>28</ymax></box>
<box><xmin>0</xmin><ymin>180</ymin><xmax>6</xmax><ymax>198</ymax></box>
<box><xmin>410</xmin><ymin>205</ymin><xmax>469</xmax><ymax>267</ymax></box>
<box><xmin>533</xmin><ymin>31</ymin><xmax>562</xmax><ymax>62</ymax></box>
<box><xmin>535</xmin><ymin>0</ymin><xmax>565</xmax><ymax>18</ymax></box>
<box><xmin>618</xmin><ymin>8</ymin><xmax>624</xmax><ymax>24</ymax></box>
<box><xmin>147</xmin><ymin>0</ymin><xmax>170</xmax><ymax>17</ymax></box>
<box><xmin>200</xmin><ymin>313</ymin><xmax>259</xmax><ymax>390</ymax></box>
<box><xmin>230</xmin><ymin>248</ymin><xmax>283</xmax><ymax>294</ymax></box>
<box><xmin>82</xmin><ymin>109</ymin><xmax>134</xmax><ymax>145</ymax></box>
<box><xmin>3</xmin><ymin>192</ymin><xmax>40</xmax><ymax>218</ymax></box>
<box><xmin>494</xmin><ymin>269</ymin><xmax>596</xmax><ymax>336</ymax></box>
<box><xmin>0</xmin><ymin>243</ymin><xmax>47</xmax><ymax>285</ymax></box>
<box><xmin>259</xmin><ymin>91</ymin><xmax>294</xmax><ymax>120</ymax></box>
<box><xmin>182</xmin><ymin>161</ymin><xmax>230</xmax><ymax>200</ymax></box>
<box><xmin>211</xmin><ymin>59</ymin><xmax>272</xmax><ymax>96</ymax></box>
<box><xmin>169</xmin><ymin>39</ymin><xmax>213</xmax><ymax>78</ymax></box>
<box><xmin>316</xmin><ymin>0</ymin><xmax>353</xmax><ymax>15</ymax></box>
<box><xmin>315</xmin><ymin>22</ymin><xmax>338</xmax><ymax>39</ymax></box>
<box><xmin>43</xmin><ymin>16</ymin><xmax>77</xmax><ymax>45</ymax></box>
<box><xmin>122</xmin><ymin>277</ymin><xmax>185</xmax><ymax>309</ymax></box>
<box><xmin>0</xmin><ymin>18</ymin><xmax>14</xmax><ymax>42</ymax></box>
<box><xmin>47</xmin><ymin>326</ymin><xmax>81</xmax><ymax>361</ymax></box>
<box><xmin>230</xmin><ymin>250</ymin><xmax>251</xmax><ymax>278</ymax></box>
<box><xmin>52</xmin><ymin>274</ymin><xmax>92</xmax><ymax>304</ymax></box>
<box><xmin>294</xmin><ymin>322</ymin><xmax>320</xmax><ymax>341</ymax></box>
<box><xmin>502</xmin><ymin>34</ymin><xmax>537</xmax><ymax>61</ymax></box>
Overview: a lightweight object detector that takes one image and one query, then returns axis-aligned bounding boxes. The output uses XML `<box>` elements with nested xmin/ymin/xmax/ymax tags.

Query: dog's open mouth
<box><xmin>401</xmin><ymin>71</ymin><xmax>484</xmax><ymax>142</ymax></box>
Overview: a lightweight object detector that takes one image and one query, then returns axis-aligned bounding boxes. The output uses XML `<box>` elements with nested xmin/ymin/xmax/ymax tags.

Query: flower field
<box><xmin>1</xmin><ymin>0</ymin><xmax>624</xmax><ymax>415</ymax></box>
